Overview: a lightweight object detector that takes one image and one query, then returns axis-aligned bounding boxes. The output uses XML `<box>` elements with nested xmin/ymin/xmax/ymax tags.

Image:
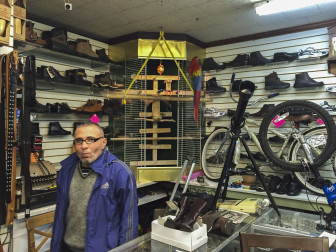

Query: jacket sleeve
<box><xmin>50</xmin><ymin>168</ymin><xmax>65</xmax><ymax>252</ymax></box>
<box><xmin>115</xmin><ymin>161</ymin><xmax>139</xmax><ymax>245</ymax></box>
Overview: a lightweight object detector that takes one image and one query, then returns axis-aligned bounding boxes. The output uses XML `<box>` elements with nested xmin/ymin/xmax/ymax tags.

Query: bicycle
<box><xmin>202</xmin><ymin>75</ymin><xmax>336</xmax><ymax>196</ymax></box>
<box><xmin>259</xmin><ymin>99</ymin><xmax>336</xmax><ymax>196</ymax></box>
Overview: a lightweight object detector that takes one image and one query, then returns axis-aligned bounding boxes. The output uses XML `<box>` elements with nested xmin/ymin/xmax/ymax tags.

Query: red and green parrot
<box><xmin>188</xmin><ymin>56</ymin><xmax>202</xmax><ymax>127</ymax></box>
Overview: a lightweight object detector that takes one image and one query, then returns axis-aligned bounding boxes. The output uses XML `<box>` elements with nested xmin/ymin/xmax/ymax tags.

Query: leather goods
<box><xmin>294</xmin><ymin>72</ymin><xmax>324</xmax><ymax>88</ymax></box>
<box><xmin>75</xmin><ymin>99</ymin><xmax>103</xmax><ymax>113</ymax></box>
<box><xmin>93</xmin><ymin>72</ymin><xmax>123</xmax><ymax>89</ymax></box>
<box><xmin>30</xmin><ymin>101</ymin><xmax>49</xmax><ymax>113</ymax></box>
<box><xmin>249</xmin><ymin>104</ymin><xmax>275</xmax><ymax>117</ymax></box>
<box><xmin>202</xmin><ymin>57</ymin><xmax>226</xmax><ymax>71</ymax></box>
<box><xmin>179</xmin><ymin>197</ymin><xmax>207</xmax><ymax>232</ymax></box>
<box><xmin>206</xmin><ymin>77</ymin><xmax>226</xmax><ymax>94</ymax></box>
<box><xmin>249</xmin><ymin>51</ymin><xmax>273</xmax><ymax>66</ymax></box>
<box><xmin>273</xmin><ymin>52</ymin><xmax>298</xmax><ymax>62</ymax></box>
<box><xmin>75</xmin><ymin>39</ymin><xmax>99</xmax><ymax>59</ymax></box>
<box><xmin>96</xmin><ymin>49</ymin><xmax>114</xmax><ymax>63</ymax></box>
<box><xmin>102</xmin><ymin>99</ymin><xmax>123</xmax><ymax>115</ymax></box>
<box><xmin>265</xmin><ymin>72</ymin><xmax>290</xmax><ymax>90</ymax></box>
<box><xmin>48</xmin><ymin>122</ymin><xmax>71</xmax><ymax>135</ymax></box>
<box><xmin>212</xmin><ymin>216</ymin><xmax>234</xmax><ymax>235</ymax></box>
<box><xmin>43</xmin><ymin>27</ymin><xmax>74</xmax><ymax>54</ymax></box>
<box><xmin>66</xmin><ymin>68</ymin><xmax>92</xmax><ymax>86</ymax></box>
<box><xmin>25</xmin><ymin>21</ymin><xmax>46</xmax><ymax>45</ymax></box>
<box><xmin>172</xmin><ymin>196</ymin><xmax>191</xmax><ymax>229</ymax></box>
<box><xmin>202</xmin><ymin>210</ymin><xmax>222</xmax><ymax>232</ymax></box>
<box><xmin>227</xmin><ymin>54</ymin><xmax>249</xmax><ymax>67</ymax></box>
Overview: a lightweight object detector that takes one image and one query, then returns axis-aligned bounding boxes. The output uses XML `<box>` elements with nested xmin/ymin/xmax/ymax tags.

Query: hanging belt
<box><xmin>20</xmin><ymin>55</ymin><xmax>35</xmax><ymax>218</ymax></box>
<box><xmin>0</xmin><ymin>54</ymin><xmax>7</xmax><ymax>225</ymax></box>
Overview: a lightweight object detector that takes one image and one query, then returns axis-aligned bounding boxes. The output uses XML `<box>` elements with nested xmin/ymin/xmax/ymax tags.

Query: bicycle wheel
<box><xmin>289</xmin><ymin>126</ymin><xmax>336</xmax><ymax>195</ymax></box>
<box><xmin>201</xmin><ymin>128</ymin><xmax>232</xmax><ymax>181</ymax></box>
<box><xmin>259</xmin><ymin>100</ymin><xmax>336</xmax><ymax>172</ymax></box>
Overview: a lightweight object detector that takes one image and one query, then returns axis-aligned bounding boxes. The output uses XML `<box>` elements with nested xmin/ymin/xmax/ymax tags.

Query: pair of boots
<box><xmin>37</xmin><ymin>65</ymin><xmax>70</xmax><ymax>82</ymax></box>
<box><xmin>42</xmin><ymin>27</ymin><xmax>74</xmax><ymax>54</ymax></box>
<box><xmin>164</xmin><ymin>197</ymin><xmax>207</xmax><ymax>232</ymax></box>
<box><xmin>202</xmin><ymin>211</ymin><xmax>235</xmax><ymax>235</ymax></box>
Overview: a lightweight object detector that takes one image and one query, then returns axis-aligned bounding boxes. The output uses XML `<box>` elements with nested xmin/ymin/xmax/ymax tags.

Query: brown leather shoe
<box><xmin>212</xmin><ymin>216</ymin><xmax>235</xmax><ymax>235</ymax></box>
<box><xmin>76</xmin><ymin>99</ymin><xmax>102</xmax><ymax>113</ymax></box>
<box><xmin>75</xmin><ymin>39</ymin><xmax>99</xmax><ymax>59</ymax></box>
<box><xmin>93</xmin><ymin>72</ymin><xmax>124</xmax><ymax>89</ymax></box>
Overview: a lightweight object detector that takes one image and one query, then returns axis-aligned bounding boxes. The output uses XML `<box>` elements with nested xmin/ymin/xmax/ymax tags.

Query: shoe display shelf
<box><xmin>183</xmin><ymin>177</ymin><xmax>330</xmax><ymax>212</ymax></box>
<box><xmin>14</xmin><ymin>40</ymin><xmax>123</xmax><ymax>71</ymax></box>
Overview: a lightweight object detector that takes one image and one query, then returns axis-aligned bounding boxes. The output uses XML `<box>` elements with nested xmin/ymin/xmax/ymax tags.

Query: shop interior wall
<box><xmin>203</xmin><ymin>27</ymin><xmax>336</xmax><ymax>177</ymax></box>
<box><xmin>28</xmin><ymin>21</ymin><xmax>110</xmax><ymax>164</ymax></box>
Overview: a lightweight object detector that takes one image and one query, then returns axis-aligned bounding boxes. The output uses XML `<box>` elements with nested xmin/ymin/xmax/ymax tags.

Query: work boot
<box><xmin>202</xmin><ymin>211</ymin><xmax>223</xmax><ymax>232</ymax></box>
<box><xmin>249</xmin><ymin>104</ymin><xmax>275</xmax><ymax>117</ymax></box>
<box><xmin>75</xmin><ymin>99</ymin><xmax>102</xmax><ymax>113</ymax></box>
<box><xmin>264</xmin><ymin>72</ymin><xmax>290</xmax><ymax>90</ymax></box>
<box><xmin>293</xmin><ymin>72</ymin><xmax>324</xmax><ymax>88</ymax></box>
<box><xmin>96</xmin><ymin>49</ymin><xmax>114</xmax><ymax>63</ymax></box>
<box><xmin>226</xmin><ymin>54</ymin><xmax>249</xmax><ymax>67</ymax></box>
<box><xmin>93</xmin><ymin>72</ymin><xmax>123</xmax><ymax>89</ymax></box>
<box><xmin>202</xmin><ymin>57</ymin><xmax>226</xmax><ymax>71</ymax></box>
<box><xmin>249</xmin><ymin>51</ymin><xmax>272</xmax><ymax>66</ymax></box>
<box><xmin>206</xmin><ymin>77</ymin><xmax>226</xmax><ymax>94</ymax></box>
<box><xmin>66</xmin><ymin>69</ymin><xmax>92</xmax><ymax>86</ymax></box>
<box><xmin>44</xmin><ymin>27</ymin><xmax>73</xmax><ymax>54</ymax></box>
<box><xmin>75</xmin><ymin>39</ymin><xmax>99</xmax><ymax>59</ymax></box>
<box><xmin>47</xmin><ymin>66</ymin><xmax>70</xmax><ymax>82</ymax></box>
<box><xmin>172</xmin><ymin>196</ymin><xmax>191</xmax><ymax>229</ymax></box>
<box><xmin>48</xmin><ymin>122</ymin><xmax>71</xmax><ymax>135</ymax></box>
<box><xmin>179</xmin><ymin>197</ymin><xmax>207</xmax><ymax>232</ymax></box>
<box><xmin>273</xmin><ymin>52</ymin><xmax>298</xmax><ymax>62</ymax></box>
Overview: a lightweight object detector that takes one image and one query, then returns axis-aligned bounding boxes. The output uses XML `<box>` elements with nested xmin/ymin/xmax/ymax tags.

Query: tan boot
<box><xmin>75</xmin><ymin>39</ymin><xmax>99</xmax><ymax>59</ymax></box>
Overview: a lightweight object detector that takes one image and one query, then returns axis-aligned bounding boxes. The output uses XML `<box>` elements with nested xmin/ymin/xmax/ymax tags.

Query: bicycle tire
<box><xmin>201</xmin><ymin>128</ymin><xmax>232</xmax><ymax>181</ymax></box>
<box><xmin>289</xmin><ymin>126</ymin><xmax>336</xmax><ymax>195</ymax></box>
<box><xmin>259</xmin><ymin>100</ymin><xmax>336</xmax><ymax>172</ymax></box>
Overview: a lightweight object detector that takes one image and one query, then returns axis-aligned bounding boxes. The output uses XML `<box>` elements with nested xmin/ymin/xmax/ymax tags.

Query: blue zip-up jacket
<box><xmin>50</xmin><ymin>150</ymin><xmax>138</xmax><ymax>252</ymax></box>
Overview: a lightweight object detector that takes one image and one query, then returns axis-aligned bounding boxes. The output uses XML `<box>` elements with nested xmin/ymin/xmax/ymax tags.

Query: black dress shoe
<box><xmin>273</xmin><ymin>52</ymin><xmax>298</xmax><ymax>62</ymax></box>
<box><xmin>48</xmin><ymin>122</ymin><xmax>71</xmax><ymax>135</ymax></box>
<box><xmin>249</xmin><ymin>51</ymin><xmax>273</xmax><ymax>66</ymax></box>
<box><xmin>294</xmin><ymin>72</ymin><xmax>324</xmax><ymax>88</ymax></box>
<box><xmin>249</xmin><ymin>104</ymin><xmax>275</xmax><ymax>117</ymax></box>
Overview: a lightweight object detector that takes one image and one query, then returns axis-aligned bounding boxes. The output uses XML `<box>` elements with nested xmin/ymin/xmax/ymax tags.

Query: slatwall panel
<box><xmin>203</xmin><ymin>27</ymin><xmax>336</xmax><ymax>178</ymax></box>
<box><xmin>23</xmin><ymin>20</ymin><xmax>110</xmax><ymax>164</ymax></box>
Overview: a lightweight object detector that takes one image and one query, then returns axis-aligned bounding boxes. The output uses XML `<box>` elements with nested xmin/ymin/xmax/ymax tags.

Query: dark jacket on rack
<box><xmin>50</xmin><ymin>150</ymin><xmax>138</xmax><ymax>252</ymax></box>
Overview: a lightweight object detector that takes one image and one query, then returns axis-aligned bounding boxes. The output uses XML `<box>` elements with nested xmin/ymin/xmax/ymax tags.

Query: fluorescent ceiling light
<box><xmin>255</xmin><ymin>0</ymin><xmax>336</xmax><ymax>15</ymax></box>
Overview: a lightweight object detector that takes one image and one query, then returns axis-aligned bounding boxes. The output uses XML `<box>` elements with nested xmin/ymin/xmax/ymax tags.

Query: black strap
<box><xmin>20</xmin><ymin>55</ymin><xmax>35</xmax><ymax>218</ymax></box>
<box><xmin>0</xmin><ymin>54</ymin><xmax>7</xmax><ymax>225</ymax></box>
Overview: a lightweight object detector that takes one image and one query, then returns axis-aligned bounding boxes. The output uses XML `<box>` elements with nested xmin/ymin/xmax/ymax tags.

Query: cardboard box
<box><xmin>151</xmin><ymin>216</ymin><xmax>208</xmax><ymax>251</ymax></box>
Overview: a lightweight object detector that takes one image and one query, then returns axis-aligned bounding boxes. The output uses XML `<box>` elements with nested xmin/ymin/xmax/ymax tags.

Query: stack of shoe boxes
<box><xmin>0</xmin><ymin>0</ymin><xmax>11</xmax><ymax>46</ymax></box>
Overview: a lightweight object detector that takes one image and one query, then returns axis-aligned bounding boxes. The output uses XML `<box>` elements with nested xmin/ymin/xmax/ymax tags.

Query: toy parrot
<box><xmin>188</xmin><ymin>56</ymin><xmax>202</xmax><ymax>127</ymax></box>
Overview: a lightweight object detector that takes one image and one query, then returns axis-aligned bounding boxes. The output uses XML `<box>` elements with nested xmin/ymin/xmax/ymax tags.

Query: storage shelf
<box><xmin>138</xmin><ymin>191</ymin><xmax>167</xmax><ymax>206</ymax></box>
<box><xmin>14</xmin><ymin>40</ymin><xmax>123</xmax><ymax>71</ymax></box>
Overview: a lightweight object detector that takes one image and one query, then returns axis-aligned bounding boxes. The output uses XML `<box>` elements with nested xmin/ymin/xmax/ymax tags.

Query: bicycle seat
<box><xmin>286</xmin><ymin>114</ymin><xmax>312</xmax><ymax>123</ymax></box>
<box><xmin>227</xmin><ymin>109</ymin><xmax>249</xmax><ymax>117</ymax></box>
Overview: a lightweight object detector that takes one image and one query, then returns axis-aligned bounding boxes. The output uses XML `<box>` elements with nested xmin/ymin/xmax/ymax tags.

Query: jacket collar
<box><xmin>60</xmin><ymin>149</ymin><xmax>118</xmax><ymax>175</ymax></box>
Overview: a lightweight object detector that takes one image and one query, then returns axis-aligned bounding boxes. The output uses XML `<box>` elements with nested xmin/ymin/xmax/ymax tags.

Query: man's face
<box><xmin>74</xmin><ymin>125</ymin><xmax>107</xmax><ymax>167</ymax></box>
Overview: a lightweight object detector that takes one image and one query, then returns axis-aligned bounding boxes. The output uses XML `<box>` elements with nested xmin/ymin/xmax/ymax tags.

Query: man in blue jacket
<box><xmin>50</xmin><ymin>122</ymin><xmax>138</xmax><ymax>252</ymax></box>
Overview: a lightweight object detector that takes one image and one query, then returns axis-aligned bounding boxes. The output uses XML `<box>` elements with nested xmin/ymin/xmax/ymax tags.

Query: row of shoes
<box><xmin>25</xmin><ymin>22</ymin><xmax>114</xmax><ymax>63</ymax></box>
<box><xmin>203</xmin><ymin>47</ymin><xmax>329</xmax><ymax>71</ymax></box>
<box><xmin>36</xmin><ymin>65</ymin><xmax>124</xmax><ymax>89</ymax></box>
<box><xmin>30</xmin><ymin>99</ymin><xmax>123</xmax><ymax>115</ymax></box>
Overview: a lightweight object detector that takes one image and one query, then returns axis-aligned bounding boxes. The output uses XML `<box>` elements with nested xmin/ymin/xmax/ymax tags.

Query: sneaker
<box><xmin>320</xmin><ymin>101</ymin><xmax>336</xmax><ymax>115</ymax></box>
<box><xmin>326</xmin><ymin>85</ymin><xmax>336</xmax><ymax>93</ymax></box>
<box><xmin>298</xmin><ymin>47</ymin><xmax>329</xmax><ymax>59</ymax></box>
<box><xmin>203</xmin><ymin>107</ymin><xmax>226</xmax><ymax>118</ymax></box>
